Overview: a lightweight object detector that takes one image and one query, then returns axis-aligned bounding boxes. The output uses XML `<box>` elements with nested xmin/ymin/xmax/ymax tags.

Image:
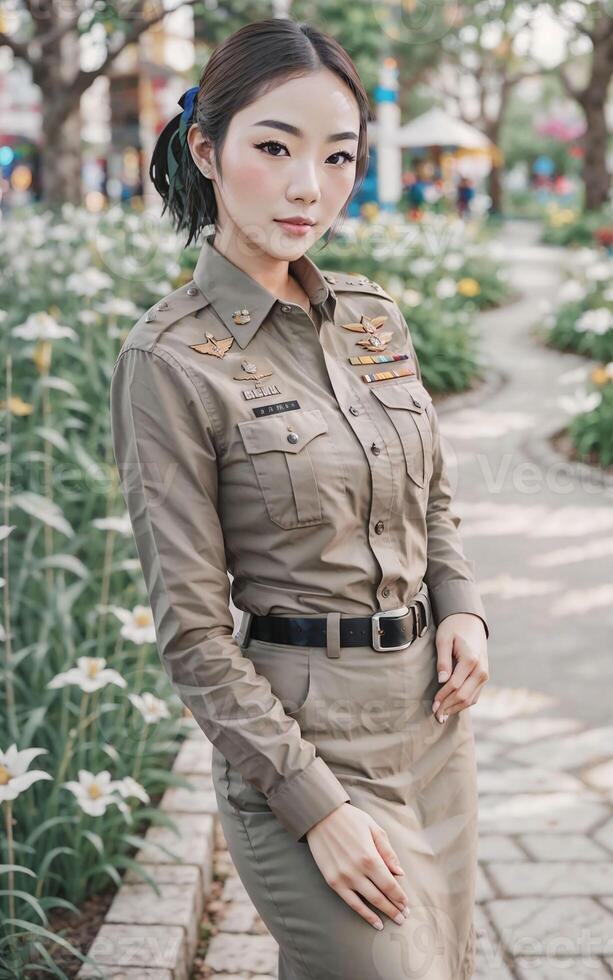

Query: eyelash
<box><xmin>254</xmin><ymin>139</ymin><xmax>357</xmax><ymax>166</ymax></box>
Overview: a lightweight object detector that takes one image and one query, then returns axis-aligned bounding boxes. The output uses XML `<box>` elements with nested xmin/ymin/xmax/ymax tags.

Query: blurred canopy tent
<box><xmin>368</xmin><ymin>106</ymin><xmax>500</xmax><ymax>185</ymax></box>
<box><xmin>395</xmin><ymin>107</ymin><xmax>493</xmax><ymax>151</ymax></box>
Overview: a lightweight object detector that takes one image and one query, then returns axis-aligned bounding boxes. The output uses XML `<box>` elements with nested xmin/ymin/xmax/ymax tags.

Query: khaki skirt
<box><xmin>211</xmin><ymin>610</ymin><xmax>478</xmax><ymax>980</ymax></box>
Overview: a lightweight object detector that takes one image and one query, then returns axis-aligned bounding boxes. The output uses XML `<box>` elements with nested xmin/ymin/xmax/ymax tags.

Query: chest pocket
<box><xmin>237</xmin><ymin>409</ymin><xmax>335</xmax><ymax>529</ymax></box>
<box><xmin>370</xmin><ymin>381</ymin><xmax>434</xmax><ymax>488</ymax></box>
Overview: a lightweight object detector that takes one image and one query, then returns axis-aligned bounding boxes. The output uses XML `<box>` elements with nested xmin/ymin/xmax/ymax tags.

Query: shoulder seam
<box><xmin>113</xmin><ymin>345</ymin><xmax>226</xmax><ymax>456</ymax></box>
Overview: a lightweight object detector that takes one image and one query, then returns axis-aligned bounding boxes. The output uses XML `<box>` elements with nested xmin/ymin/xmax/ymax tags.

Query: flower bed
<box><xmin>315</xmin><ymin>215</ymin><xmax>513</xmax><ymax>391</ymax></box>
<box><xmin>544</xmin><ymin>248</ymin><xmax>613</xmax><ymax>361</ymax></box>
<box><xmin>0</xmin><ymin>203</ymin><xmax>200</xmax><ymax>976</ymax></box>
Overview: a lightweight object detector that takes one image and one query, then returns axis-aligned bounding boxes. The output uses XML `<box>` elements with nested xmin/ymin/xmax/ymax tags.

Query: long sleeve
<box><xmin>394</xmin><ymin>308</ymin><xmax>490</xmax><ymax>639</ymax></box>
<box><xmin>109</xmin><ymin>344</ymin><xmax>350</xmax><ymax>840</ymax></box>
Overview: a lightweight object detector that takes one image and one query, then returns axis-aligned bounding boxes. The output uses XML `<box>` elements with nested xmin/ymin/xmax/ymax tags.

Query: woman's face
<box><xmin>188</xmin><ymin>67</ymin><xmax>360</xmax><ymax>259</ymax></box>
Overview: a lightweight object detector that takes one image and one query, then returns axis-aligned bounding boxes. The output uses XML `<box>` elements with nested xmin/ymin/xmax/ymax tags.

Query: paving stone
<box><xmin>478</xmin><ymin>792</ymin><xmax>609</xmax><ymax>834</ymax></box>
<box><xmin>477</xmin><ymin>766</ymin><xmax>583</xmax><ymax>794</ymax></box>
<box><xmin>519</xmin><ymin>833</ymin><xmax>611</xmax><ymax>861</ymax></box>
<box><xmin>593</xmin><ymin>817</ymin><xmax>613</xmax><ymax>856</ymax></box>
<box><xmin>160</xmin><ymin>776</ymin><xmax>217</xmax><ymax>815</ymax></box>
<box><xmin>584</xmin><ymin>760</ymin><xmax>613</xmax><ymax>793</ymax></box>
<box><xmin>473</xmin><ymin>905</ymin><xmax>515</xmax><ymax>978</ymax></box>
<box><xmin>204</xmin><ymin>933</ymin><xmax>279</xmax><ymax>975</ymax></box>
<box><xmin>105</xmin><ymin>881</ymin><xmax>201</xmax><ymax>962</ymax></box>
<box><xmin>123</xmin><ymin>863</ymin><xmax>201</xmax><ymax>887</ymax></box>
<box><xmin>217</xmin><ymin>900</ymin><xmax>267</xmax><ymax>933</ymax></box>
<box><xmin>221</xmin><ymin>872</ymin><xmax>253</xmax><ymax>904</ymax></box>
<box><xmin>514</xmin><ymin>956</ymin><xmax>612</xmax><ymax>978</ymax></box>
<box><xmin>471</xmin><ymin>685</ymin><xmax>554</xmax><ymax>722</ymax></box>
<box><xmin>488</xmin><ymin>717</ymin><xmax>585</xmax><ymax>744</ymax></box>
<box><xmin>478</xmin><ymin>835</ymin><xmax>526</xmax><ymax>861</ymax></box>
<box><xmin>475</xmin><ymin>739</ymin><xmax>505</xmax><ymax>764</ymax></box>
<box><xmin>485</xmin><ymin>897</ymin><xmax>613</xmax><ymax>956</ymax></box>
<box><xmin>79</xmin><ymin>924</ymin><xmax>187</xmax><ymax>979</ymax></box>
<box><xmin>476</xmin><ymin>864</ymin><xmax>495</xmax><ymax>901</ymax></box>
<box><xmin>135</xmin><ymin>812</ymin><xmax>215</xmax><ymax>890</ymax></box>
<box><xmin>507</xmin><ymin>727</ymin><xmax>613</xmax><ymax>771</ymax></box>
<box><xmin>173</xmin><ymin>735</ymin><xmax>213</xmax><ymax>775</ymax></box>
<box><xmin>488</xmin><ymin>861</ymin><xmax>613</xmax><ymax>896</ymax></box>
<box><xmin>78</xmin><ymin>969</ymin><xmax>173</xmax><ymax>979</ymax></box>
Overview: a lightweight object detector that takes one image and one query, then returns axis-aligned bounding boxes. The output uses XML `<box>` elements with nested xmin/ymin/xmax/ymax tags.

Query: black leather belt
<box><xmin>249</xmin><ymin>589</ymin><xmax>431</xmax><ymax>652</ymax></box>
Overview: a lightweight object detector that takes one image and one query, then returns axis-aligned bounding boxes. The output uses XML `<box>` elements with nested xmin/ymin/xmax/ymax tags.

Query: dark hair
<box><xmin>149</xmin><ymin>18</ymin><xmax>374</xmax><ymax>248</ymax></box>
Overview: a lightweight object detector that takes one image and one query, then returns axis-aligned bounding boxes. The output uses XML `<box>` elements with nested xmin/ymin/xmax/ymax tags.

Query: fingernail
<box><xmin>437</xmin><ymin>714</ymin><xmax>445</xmax><ymax>724</ymax></box>
<box><xmin>438</xmin><ymin>671</ymin><xmax>449</xmax><ymax>682</ymax></box>
<box><xmin>373</xmin><ymin>920</ymin><xmax>383</xmax><ymax>930</ymax></box>
<box><xmin>441</xmin><ymin>713</ymin><xmax>448</xmax><ymax>723</ymax></box>
<box><xmin>432</xmin><ymin>700</ymin><xmax>440</xmax><ymax>713</ymax></box>
<box><xmin>402</xmin><ymin>905</ymin><xmax>411</xmax><ymax>917</ymax></box>
<box><xmin>395</xmin><ymin>867</ymin><xmax>405</xmax><ymax>875</ymax></box>
<box><xmin>394</xmin><ymin>913</ymin><xmax>404</xmax><ymax>925</ymax></box>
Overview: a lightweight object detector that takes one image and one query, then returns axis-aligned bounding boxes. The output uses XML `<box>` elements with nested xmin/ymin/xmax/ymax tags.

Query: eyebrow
<box><xmin>252</xmin><ymin>119</ymin><xmax>359</xmax><ymax>142</ymax></box>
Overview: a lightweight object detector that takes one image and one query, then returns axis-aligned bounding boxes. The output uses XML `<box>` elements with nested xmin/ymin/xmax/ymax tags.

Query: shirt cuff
<box><xmin>429</xmin><ymin>579</ymin><xmax>490</xmax><ymax>639</ymax></box>
<box><xmin>266</xmin><ymin>755</ymin><xmax>351</xmax><ymax>842</ymax></box>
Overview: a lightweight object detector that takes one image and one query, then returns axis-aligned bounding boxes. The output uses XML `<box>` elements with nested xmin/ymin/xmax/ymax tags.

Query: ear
<box><xmin>187</xmin><ymin>124</ymin><xmax>215</xmax><ymax>179</ymax></box>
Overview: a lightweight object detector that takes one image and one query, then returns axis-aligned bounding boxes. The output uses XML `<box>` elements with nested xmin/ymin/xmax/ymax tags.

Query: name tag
<box><xmin>252</xmin><ymin>399</ymin><xmax>301</xmax><ymax>417</ymax></box>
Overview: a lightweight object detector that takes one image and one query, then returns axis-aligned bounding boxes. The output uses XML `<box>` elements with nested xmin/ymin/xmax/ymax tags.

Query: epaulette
<box><xmin>133</xmin><ymin>279</ymin><xmax>211</xmax><ymax>346</ymax></box>
<box><xmin>320</xmin><ymin>271</ymin><xmax>395</xmax><ymax>303</ymax></box>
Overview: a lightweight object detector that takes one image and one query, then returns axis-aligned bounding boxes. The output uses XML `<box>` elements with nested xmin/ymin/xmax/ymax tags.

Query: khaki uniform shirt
<box><xmin>109</xmin><ymin>231</ymin><xmax>489</xmax><ymax>842</ymax></box>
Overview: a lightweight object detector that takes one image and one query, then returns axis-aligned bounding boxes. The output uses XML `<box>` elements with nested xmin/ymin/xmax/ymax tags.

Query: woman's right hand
<box><xmin>305</xmin><ymin>802</ymin><xmax>411</xmax><ymax>930</ymax></box>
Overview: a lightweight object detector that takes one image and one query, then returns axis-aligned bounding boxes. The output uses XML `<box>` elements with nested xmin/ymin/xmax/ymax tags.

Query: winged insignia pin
<box><xmin>341</xmin><ymin>313</ymin><xmax>393</xmax><ymax>352</ymax></box>
<box><xmin>189</xmin><ymin>333</ymin><xmax>234</xmax><ymax>358</ymax></box>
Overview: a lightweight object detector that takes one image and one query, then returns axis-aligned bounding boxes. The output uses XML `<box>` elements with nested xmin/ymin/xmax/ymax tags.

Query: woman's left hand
<box><xmin>431</xmin><ymin>613</ymin><xmax>489</xmax><ymax>724</ymax></box>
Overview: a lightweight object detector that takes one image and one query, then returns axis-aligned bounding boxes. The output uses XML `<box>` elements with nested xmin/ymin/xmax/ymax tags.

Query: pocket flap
<box><xmin>370</xmin><ymin>382</ymin><xmax>427</xmax><ymax>413</ymax></box>
<box><xmin>238</xmin><ymin>409</ymin><xmax>329</xmax><ymax>454</ymax></box>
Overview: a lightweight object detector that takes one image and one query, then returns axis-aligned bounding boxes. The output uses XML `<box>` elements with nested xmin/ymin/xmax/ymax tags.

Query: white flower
<box><xmin>410</xmin><ymin>257</ymin><xmax>435</xmax><ymax>277</ymax></box>
<box><xmin>0</xmin><ymin>525</ymin><xmax>16</xmax><ymax>541</ymax></box>
<box><xmin>559</xmin><ymin>280</ymin><xmax>587</xmax><ymax>304</ymax></box>
<box><xmin>96</xmin><ymin>298</ymin><xmax>140</xmax><ymax>317</ymax></box>
<box><xmin>129</xmin><ymin>692</ymin><xmax>170</xmax><ymax>724</ymax></box>
<box><xmin>585</xmin><ymin>262</ymin><xmax>612</xmax><ymax>282</ymax></box>
<box><xmin>402</xmin><ymin>288</ymin><xmax>422</xmax><ymax>307</ymax></box>
<box><xmin>66</xmin><ymin>268</ymin><xmax>114</xmax><ymax>296</ymax></box>
<box><xmin>442</xmin><ymin>253</ymin><xmax>463</xmax><ymax>271</ymax></box>
<box><xmin>104</xmin><ymin>604</ymin><xmax>156</xmax><ymax>644</ymax></box>
<box><xmin>63</xmin><ymin>769</ymin><xmax>128</xmax><ymax>816</ymax></box>
<box><xmin>574</xmin><ymin>248</ymin><xmax>600</xmax><ymax>267</ymax></box>
<box><xmin>109</xmin><ymin>776</ymin><xmax>150</xmax><ymax>803</ymax></box>
<box><xmin>91</xmin><ymin>514</ymin><xmax>133</xmax><ymax>535</ymax></box>
<box><xmin>436</xmin><ymin>277</ymin><xmax>457</xmax><ymax>300</ymax></box>
<box><xmin>0</xmin><ymin>744</ymin><xmax>52</xmax><ymax>802</ymax></box>
<box><xmin>575</xmin><ymin>308</ymin><xmax>613</xmax><ymax>335</ymax></box>
<box><xmin>558</xmin><ymin>390</ymin><xmax>602</xmax><ymax>415</ymax></box>
<box><xmin>11</xmin><ymin>312</ymin><xmax>78</xmax><ymax>342</ymax></box>
<box><xmin>78</xmin><ymin>311</ymin><xmax>100</xmax><ymax>326</ymax></box>
<box><xmin>47</xmin><ymin>656</ymin><xmax>127</xmax><ymax>692</ymax></box>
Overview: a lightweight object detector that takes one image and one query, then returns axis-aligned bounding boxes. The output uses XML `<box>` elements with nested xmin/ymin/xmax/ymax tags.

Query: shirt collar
<box><xmin>192</xmin><ymin>231</ymin><xmax>336</xmax><ymax>349</ymax></box>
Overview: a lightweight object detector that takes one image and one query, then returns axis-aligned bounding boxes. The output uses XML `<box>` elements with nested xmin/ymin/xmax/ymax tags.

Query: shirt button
<box><xmin>375</xmin><ymin>521</ymin><xmax>384</xmax><ymax>534</ymax></box>
<box><xmin>281</xmin><ymin>304</ymin><xmax>292</xmax><ymax>313</ymax></box>
<box><xmin>382</xmin><ymin>586</ymin><xmax>391</xmax><ymax>597</ymax></box>
<box><xmin>349</xmin><ymin>406</ymin><xmax>360</xmax><ymax>416</ymax></box>
<box><xmin>287</xmin><ymin>432</ymin><xmax>299</xmax><ymax>444</ymax></box>
<box><xmin>370</xmin><ymin>442</ymin><xmax>381</xmax><ymax>455</ymax></box>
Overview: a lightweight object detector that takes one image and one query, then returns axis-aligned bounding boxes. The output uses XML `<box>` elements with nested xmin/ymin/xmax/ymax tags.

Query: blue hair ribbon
<box><xmin>167</xmin><ymin>84</ymin><xmax>199</xmax><ymax>197</ymax></box>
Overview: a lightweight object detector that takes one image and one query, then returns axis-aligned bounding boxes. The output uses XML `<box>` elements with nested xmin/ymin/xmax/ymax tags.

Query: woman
<box><xmin>109</xmin><ymin>18</ymin><xmax>490</xmax><ymax>980</ymax></box>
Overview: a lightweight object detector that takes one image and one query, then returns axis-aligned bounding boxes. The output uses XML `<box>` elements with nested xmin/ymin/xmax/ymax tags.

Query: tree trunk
<box><xmin>578</xmin><ymin>28</ymin><xmax>612</xmax><ymax>212</ymax></box>
<box><xmin>31</xmin><ymin>3</ymin><xmax>83</xmax><ymax>206</ymax></box>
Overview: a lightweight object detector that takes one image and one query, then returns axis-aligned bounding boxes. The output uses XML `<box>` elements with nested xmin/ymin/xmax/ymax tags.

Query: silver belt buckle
<box><xmin>371</xmin><ymin>605</ymin><xmax>413</xmax><ymax>652</ymax></box>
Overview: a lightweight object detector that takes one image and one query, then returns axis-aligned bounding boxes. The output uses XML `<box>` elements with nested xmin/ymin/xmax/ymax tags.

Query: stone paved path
<box><xmin>195</xmin><ymin>220</ymin><xmax>613</xmax><ymax>979</ymax></box>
